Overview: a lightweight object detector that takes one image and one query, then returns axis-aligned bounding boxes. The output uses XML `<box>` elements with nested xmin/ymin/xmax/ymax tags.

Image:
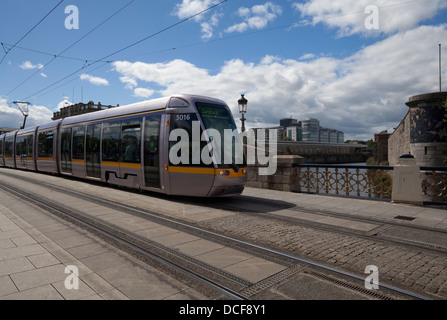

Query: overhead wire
<box><xmin>22</xmin><ymin>0</ymin><xmax>229</xmax><ymax>101</ymax></box>
<box><xmin>0</xmin><ymin>0</ymin><xmax>65</xmax><ymax>66</ymax></box>
<box><xmin>18</xmin><ymin>0</ymin><xmax>425</xmax><ymax>102</ymax></box>
<box><xmin>0</xmin><ymin>42</ymin><xmax>110</xmax><ymax>63</ymax></box>
<box><xmin>6</xmin><ymin>0</ymin><xmax>136</xmax><ymax>97</ymax></box>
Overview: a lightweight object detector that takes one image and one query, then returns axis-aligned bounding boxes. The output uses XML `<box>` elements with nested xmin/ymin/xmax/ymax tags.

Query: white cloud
<box><xmin>80</xmin><ymin>74</ymin><xmax>109</xmax><ymax>86</ymax></box>
<box><xmin>0</xmin><ymin>97</ymin><xmax>54</xmax><ymax>128</ymax></box>
<box><xmin>225</xmin><ymin>2</ymin><xmax>282</xmax><ymax>33</ymax></box>
<box><xmin>293</xmin><ymin>0</ymin><xmax>447</xmax><ymax>37</ymax></box>
<box><xmin>57</xmin><ymin>99</ymin><xmax>73</xmax><ymax>110</ymax></box>
<box><xmin>40</xmin><ymin>72</ymin><xmax>47</xmax><ymax>78</ymax></box>
<box><xmin>20</xmin><ymin>60</ymin><xmax>43</xmax><ymax>70</ymax></box>
<box><xmin>119</xmin><ymin>76</ymin><xmax>138</xmax><ymax>89</ymax></box>
<box><xmin>200</xmin><ymin>12</ymin><xmax>221</xmax><ymax>39</ymax></box>
<box><xmin>112</xmin><ymin>25</ymin><xmax>447</xmax><ymax>140</ymax></box>
<box><xmin>133</xmin><ymin>87</ymin><xmax>154</xmax><ymax>98</ymax></box>
<box><xmin>174</xmin><ymin>0</ymin><xmax>222</xmax><ymax>38</ymax></box>
<box><xmin>174</xmin><ymin>0</ymin><xmax>217</xmax><ymax>20</ymax></box>
<box><xmin>299</xmin><ymin>53</ymin><xmax>316</xmax><ymax>60</ymax></box>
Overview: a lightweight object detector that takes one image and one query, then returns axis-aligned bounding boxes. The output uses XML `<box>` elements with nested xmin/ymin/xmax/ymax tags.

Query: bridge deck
<box><xmin>0</xmin><ymin>167</ymin><xmax>446</xmax><ymax>301</ymax></box>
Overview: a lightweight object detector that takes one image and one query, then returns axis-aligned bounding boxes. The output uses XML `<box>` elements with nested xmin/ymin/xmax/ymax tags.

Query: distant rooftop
<box><xmin>0</xmin><ymin>128</ymin><xmax>19</xmax><ymax>134</ymax></box>
<box><xmin>52</xmin><ymin>101</ymin><xmax>118</xmax><ymax>120</ymax></box>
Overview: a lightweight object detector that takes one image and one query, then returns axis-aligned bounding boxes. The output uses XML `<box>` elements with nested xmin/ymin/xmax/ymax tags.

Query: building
<box><xmin>280</xmin><ymin>118</ymin><xmax>298</xmax><ymax>127</ymax></box>
<box><xmin>0</xmin><ymin>128</ymin><xmax>18</xmax><ymax>134</ymax></box>
<box><xmin>337</xmin><ymin>131</ymin><xmax>345</xmax><ymax>144</ymax></box>
<box><xmin>388</xmin><ymin>92</ymin><xmax>447</xmax><ymax>166</ymax></box>
<box><xmin>302</xmin><ymin>118</ymin><xmax>320</xmax><ymax>142</ymax></box>
<box><xmin>373</xmin><ymin>130</ymin><xmax>390</xmax><ymax>163</ymax></box>
<box><xmin>286</xmin><ymin>126</ymin><xmax>302</xmax><ymax>141</ymax></box>
<box><xmin>52</xmin><ymin>101</ymin><xmax>117</xmax><ymax>120</ymax></box>
<box><xmin>319</xmin><ymin>128</ymin><xmax>329</xmax><ymax>143</ymax></box>
<box><xmin>251</xmin><ymin>117</ymin><xmax>344</xmax><ymax>144</ymax></box>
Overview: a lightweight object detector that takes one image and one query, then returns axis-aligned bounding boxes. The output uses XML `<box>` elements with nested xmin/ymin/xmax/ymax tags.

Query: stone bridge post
<box><xmin>246</xmin><ymin>155</ymin><xmax>303</xmax><ymax>192</ymax></box>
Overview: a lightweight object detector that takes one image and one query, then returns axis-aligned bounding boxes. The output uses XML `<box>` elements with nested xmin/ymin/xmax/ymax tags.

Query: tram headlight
<box><xmin>242</xmin><ymin>168</ymin><xmax>247</xmax><ymax>175</ymax></box>
<box><xmin>219</xmin><ymin>170</ymin><xmax>230</xmax><ymax>176</ymax></box>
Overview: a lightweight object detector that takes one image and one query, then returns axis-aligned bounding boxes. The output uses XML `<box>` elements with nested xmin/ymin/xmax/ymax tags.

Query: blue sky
<box><xmin>1</xmin><ymin>0</ymin><xmax>447</xmax><ymax>140</ymax></box>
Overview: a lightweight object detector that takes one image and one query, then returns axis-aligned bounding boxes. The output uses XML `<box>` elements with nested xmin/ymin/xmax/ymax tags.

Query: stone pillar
<box><xmin>406</xmin><ymin>92</ymin><xmax>447</xmax><ymax>166</ymax></box>
<box><xmin>391</xmin><ymin>154</ymin><xmax>423</xmax><ymax>204</ymax></box>
<box><xmin>246</xmin><ymin>155</ymin><xmax>304</xmax><ymax>191</ymax></box>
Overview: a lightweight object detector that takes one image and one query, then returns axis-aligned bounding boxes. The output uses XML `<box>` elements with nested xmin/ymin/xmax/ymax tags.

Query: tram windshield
<box><xmin>196</xmin><ymin>102</ymin><xmax>245</xmax><ymax>167</ymax></box>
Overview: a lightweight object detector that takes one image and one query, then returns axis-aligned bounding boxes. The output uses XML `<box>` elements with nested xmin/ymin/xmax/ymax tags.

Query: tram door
<box><xmin>167</xmin><ymin>113</ymin><xmax>215</xmax><ymax>196</ymax></box>
<box><xmin>61</xmin><ymin>128</ymin><xmax>72</xmax><ymax>173</ymax></box>
<box><xmin>143</xmin><ymin>115</ymin><xmax>161</xmax><ymax>189</ymax></box>
<box><xmin>86</xmin><ymin>124</ymin><xmax>101</xmax><ymax>178</ymax></box>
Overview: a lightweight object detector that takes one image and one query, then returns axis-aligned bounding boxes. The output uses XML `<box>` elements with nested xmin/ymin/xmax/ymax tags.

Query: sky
<box><xmin>1</xmin><ymin>0</ymin><xmax>447</xmax><ymax>141</ymax></box>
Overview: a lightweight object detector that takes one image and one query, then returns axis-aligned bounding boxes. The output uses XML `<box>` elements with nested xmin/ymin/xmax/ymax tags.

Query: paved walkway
<box><xmin>241</xmin><ymin>188</ymin><xmax>447</xmax><ymax>232</ymax></box>
<box><xmin>0</xmin><ymin>189</ymin><xmax>207</xmax><ymax>300</ymax></box>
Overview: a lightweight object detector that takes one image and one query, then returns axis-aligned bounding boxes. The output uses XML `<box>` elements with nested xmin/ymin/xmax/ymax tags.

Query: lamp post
<box><xmin>238</xmin><ymin>94</ymin><xmax>247</xmax><ymax>132</ymax></box>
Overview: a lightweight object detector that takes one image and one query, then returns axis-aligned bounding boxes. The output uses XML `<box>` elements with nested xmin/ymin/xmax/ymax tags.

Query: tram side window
<box><xmin>61</xmin><ymin>128</ymin><xmax>72</xmax><ymax>172</ymax></box>
<box><xmin>5</xmin><ymin>138</ymin><xmax>13</xmax><ymax>158</ymax></box>
<box><xmin>144</xmin><ymin>116</ymin><xmax>161</xmax><ymax>188</ymax></box>
<box><xmin>121</xmin><ymin>120</ymin><xmax>141</xmax><ymax>163</ymax></box>
<box><xmin>0</xmin><ymin>139</ymin><xmax>3</xmax><ymax>160</ymax></box>
<box><xmin>102</xmin><ymin>122</ymin><xmax>120</xmax><ymax>162</ymax></box>
<box><xmin>15</xmin><ymin>136</ymin><xmax>25</xmax><ymax>158</ymax></box>
<box><xmin>16</xmin><ymin>135</ymin><xmax>33</xmax><ymax>159</ymax></box>
<box><xmin>38</xmin><ymin>131</ymin><xmax>54</xmax><ymax>158</ymax></box>
<box><xmin>25</xmin><ymin>135</ymin><xmax>33</xmax><ymax>158</ymax></box>
<box><xmin>72</xmin><ymin>127</ymin><xmax>85</xmax><ymax>160</ymax></box>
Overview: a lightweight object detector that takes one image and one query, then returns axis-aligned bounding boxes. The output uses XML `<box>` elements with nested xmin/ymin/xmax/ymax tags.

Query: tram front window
<box><xmin>196</xmin><ymin>102</ymin><xmax>245</xmax><ymax>167</ymax></box>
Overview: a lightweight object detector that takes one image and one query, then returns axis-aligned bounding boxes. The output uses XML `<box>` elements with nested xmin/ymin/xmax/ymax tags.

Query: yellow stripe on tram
<box><xmin>168</xmin><ymin>167</ymin><xmax>215</xmax><ymax>175</ymax></box>
<box><xmin>102</xmin><ymin>161</ymin><xmax>142</xmax><ymax>169</ymax></box>
<box><xmin>168</xmin><ymin>166</ymin><xmax>247</xmax><ymax>177</ymax></box>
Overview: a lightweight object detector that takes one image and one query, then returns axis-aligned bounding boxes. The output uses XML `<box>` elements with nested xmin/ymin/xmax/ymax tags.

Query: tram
<box><xmin>0</xmin><ymin>94</ymin><xmax>247</xmax><ymax>197</ymax></box>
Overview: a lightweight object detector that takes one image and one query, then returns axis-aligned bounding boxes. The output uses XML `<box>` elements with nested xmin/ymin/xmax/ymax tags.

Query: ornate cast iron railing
<box><xmin>420</xmin><ymin>167</ymin><xmax>447</xmax><ymax>204</ymax></box>
<box><xmin>292</xmin><ymin>164</ymin><xmax>394</xmax><ymax>200</ymax></box>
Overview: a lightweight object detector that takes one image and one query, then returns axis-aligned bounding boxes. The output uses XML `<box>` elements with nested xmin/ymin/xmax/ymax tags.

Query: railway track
<box><xmin>0</xmin><ymin>169</ymin><xmax>439</xmax><ymax>300</ymax></box>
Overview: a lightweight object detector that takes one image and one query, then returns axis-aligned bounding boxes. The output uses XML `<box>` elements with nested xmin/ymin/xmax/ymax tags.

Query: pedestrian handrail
<box><xmin>292</xmin><ymin>164</ymin><xmax>393</xmax><ymax>201</ymax></box>
<box><xmin>292</xmin><ymin>164</ymin><xmax>447</xmax><ymax>205</ymax></box>
<box><xmin>420</xmin><ymin>166</ymin><xmax>447</xmax><ymax>204</ymax></box>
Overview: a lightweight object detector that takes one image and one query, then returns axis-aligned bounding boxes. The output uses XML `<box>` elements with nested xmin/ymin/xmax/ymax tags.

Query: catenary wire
<box><xmin>6</xmin><ymin>0</ymin><xmax>136</xmax><ymax>97</ymax></box>
<box><xmin>0</xmin><ymin>0</ymin><xmax>65</xmax><ymax>66</ymax></box>
<box><xmin>21</xmin><ymin>0</ymin><xmax>229</xmax><ymax>102</ymax></box>
<box><xmin>14</xmin><ymin>0</ymin><xmax>425</xmax><ymax>102</ymax></box>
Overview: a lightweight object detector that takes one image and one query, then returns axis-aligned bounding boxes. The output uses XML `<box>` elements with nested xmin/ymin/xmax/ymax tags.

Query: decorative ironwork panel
<box><xmin>293</xmin><ymin>165</ymin><xmax>393</xmax><ymax>200</ymax></box>
<box><xmin>421</xmin><ymin>168</ymin><xmax>447</xmax><ymax>203</ymax></box>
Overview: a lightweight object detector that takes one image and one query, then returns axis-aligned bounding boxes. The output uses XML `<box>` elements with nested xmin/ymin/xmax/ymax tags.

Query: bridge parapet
<box><xmin>246</xmin><ymin>155</ymin><xmax>304</xmax><ymax>192</ymax></box>
<box><xmin>246</xmin><ymin>155</ymin><xmax>447</xmax><ymax>205</ymax></box>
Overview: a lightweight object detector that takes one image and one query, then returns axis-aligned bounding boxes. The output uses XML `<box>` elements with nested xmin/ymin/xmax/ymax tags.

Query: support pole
<box><xmin>440</xmin><ymin>44</ymin><xmax>442</xmax><ymax>92</ymax></box>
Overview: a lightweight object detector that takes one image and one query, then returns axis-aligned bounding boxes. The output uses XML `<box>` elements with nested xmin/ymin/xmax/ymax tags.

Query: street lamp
<box><xmin>238</xmin><ymin>94</ymin><xmax>247</xmax><ymax>132</ymax></box>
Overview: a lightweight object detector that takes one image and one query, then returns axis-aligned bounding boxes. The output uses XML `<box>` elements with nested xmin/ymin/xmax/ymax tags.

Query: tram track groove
<box><xmin>0</xmin><ymin>169</ymin><xmax>436</xmax><ymax>300</ymax></box>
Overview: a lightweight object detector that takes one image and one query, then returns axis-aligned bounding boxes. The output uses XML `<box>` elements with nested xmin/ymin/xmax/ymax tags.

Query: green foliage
<box><xmin>366</xmin><ymin>157</ymin><xmax>389</xmax><ymax>166</ymax></box>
